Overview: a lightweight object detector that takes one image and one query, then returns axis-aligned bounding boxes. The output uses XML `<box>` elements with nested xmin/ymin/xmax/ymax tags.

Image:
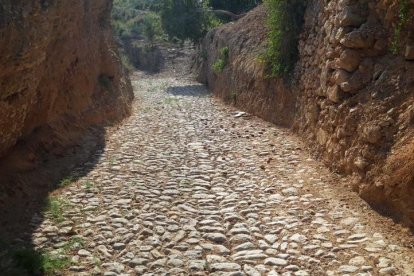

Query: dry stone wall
<box><xmin>295</xmin><ymin>0</ymin><xmax>414</xmax><ymax>227</ymax></box>
<box><xmin>198</xmin><ymin>0</ymin><xmax>414</xmax><ymax>227</ymax></box>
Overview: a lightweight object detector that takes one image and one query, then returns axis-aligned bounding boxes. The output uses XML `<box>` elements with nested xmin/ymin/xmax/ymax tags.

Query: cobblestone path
<box><xmin>32</xmin><ymin>73</ymin><xmax>414</xmax><ymax>275</ymax></box>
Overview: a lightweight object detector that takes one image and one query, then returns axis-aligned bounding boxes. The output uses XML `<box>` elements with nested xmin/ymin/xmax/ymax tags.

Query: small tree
<box><xmin>159</xmin><ymin>0</ymin><xmax>262</xmax><ymax>43</ymax></box>
<box><xmin>160</xmin><ymin>0</ymin><xmax>208</xmax><ymax>43</ymax></box>
<box><xmin>262</xmin><ymin>0</ymin><xmax>306</xmax><ymax>77</ymax></box>
<box><xmin>142</xmin><ymin>13</ymin><xmax>162</xmax><ymax>47</ymax></box>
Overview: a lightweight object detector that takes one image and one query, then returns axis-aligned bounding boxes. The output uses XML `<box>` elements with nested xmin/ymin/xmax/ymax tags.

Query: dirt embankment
<box><xmin>195</xmin><ymin>6</ymin><xmax>295</xmax><ymax>127</ymax></box>
<box><xmin>197</xmin><ymin>1</ymin><xmax>414</xmax><ymax>228</ymax></box>
<box><xmin>0</xmin><ymin>0</ymin><xmax>133</xmax><ymax>234</ymax></box>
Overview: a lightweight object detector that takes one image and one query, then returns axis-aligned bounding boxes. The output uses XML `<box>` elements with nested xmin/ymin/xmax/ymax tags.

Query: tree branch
<box><xmin>195</xmin><ymin>8</ymin><xmax>246</xmax><ymax>21</ymax></box>
<box><xmin>209</xmin><ymin>9</ymin><xmax>246</xmax><ymax>20</ymax></box>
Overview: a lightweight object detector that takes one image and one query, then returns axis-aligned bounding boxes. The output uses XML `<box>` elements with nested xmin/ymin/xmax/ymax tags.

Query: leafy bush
<box><xmin>112</xmin><ymin>0</ymin><xmax>163</xmax><ymax>43</ymax></box>
<box><xmin>142</xmin><ymin>12</ymin><xmax>163</xmax><ymax>46</ymax></box>
<box><xmin>212</xmin><ymin>46</ymin><xmax>230</xmax><ymax>74</ymax></box>
<box><xmin>390</xmin><ymin>0</ymin><xmax>411</xmax><ymax>54</ymax></box>
<box><xmin>160</xmin><ymin>0</ymin><xmax>261</xmax><ymax>43</ymax></box>
<box><xmin>212</xmin><ymin>59</ymin><xmax>226</xmax><ymax>73</ymax></box>
<box><xmin>219</xmin><ymin>46</ymin><xmax>229</xmax><ymax>60</ymax></box>
<box><xmin>113</xmin><ymin>0</ymin><xmax>261</xmax><ymax>44</ymax></box>
<box><xmin>262</xmin><ymin>0</ymin><xmax>306</xmax><ymax>77</ymax></box>
<box><xmin>40</xmin><ymin>254</ymin><xmax>70</xmax><ymax>275</ymax></box>
<box><xmin>160</xmin><ymin>0</ymin><xmax>209</xmax><ymax>43</ymax></box>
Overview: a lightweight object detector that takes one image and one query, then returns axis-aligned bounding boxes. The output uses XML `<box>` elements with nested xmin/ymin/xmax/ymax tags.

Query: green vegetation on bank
<box><xmin>212</xmin><ymin>46</ymin><xmax>229</xmax><ymax>74</ymax></box>
<box><xmin>111</xmin><ymin>0</ymin><xmax>260</xmax><ymax>71</ymax></box>
<box><xmin>212</xmin><ymin>59</ymin><xmax>226</xmax><ymax>74</ymax></box>
<box><xmin>390</xmin><ymin>0</ymin><xmax>411</xmax><ymax>54</ymax></box>
<box><xmin>112</xmin><ymin>0</ymin><xmax>163</xmax><ymax>44</ymax></box>
<box><xmin>159</xmin><ymin>0</ymin><xmax>209</xmax><ymax>43</ymax></box>
<box><xmin>159</xmin><ymin>0</ymin><xmax>261</xmax><ymax>42</ymax></box>
<box><xmin>111</xmin><ymin>0</ymin><xmax>164</xmax><ymax>70</ymax></box>
<box><xmin>262</xmin><ymin>0</ymin><xmax>306</xmax><ymax>78</ymax></box>
<box><xmin>112</xmin><ymin>0</ymin><xmax>261</xmax><ymax>45</ymax></box>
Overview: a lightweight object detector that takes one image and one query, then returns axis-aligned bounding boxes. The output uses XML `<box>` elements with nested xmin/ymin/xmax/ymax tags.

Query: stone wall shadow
<box><xmin>0</xmin><ymin>125</ymin><xmax>107</xmax><ymax>275</ymax></box>
<box><xmin>167</xmin><ymin>84</ymin><xmax>210</xmax><ymax>97</ymax></box>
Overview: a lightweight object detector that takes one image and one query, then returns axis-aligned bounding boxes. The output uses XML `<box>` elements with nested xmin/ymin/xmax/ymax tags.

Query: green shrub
<box><xmin>41</xmin><ymin>254</ymin><xmax>70</xmax><ymax>275</ymax></box>
<box><xmin>206</xmin><ymin>12</ymin><xmax>224</xmax><ymax>29</ymax></box>
<box><xmin>390</xmin><ymin>0</ymin><xmax>411</xmax><ymax>54</ymax></box>
<box><xmin>142</xmin><ymin>12</ymin><xmax>163</xmax><ymax>46</ymax></box>
<box><xmin>219</xmin><ymin>46</ymin><xmax>229</xmax><ymax>60</ymax></box>
<box><xmin>112</xmin><ymin>1</ymin><xmax>163</xmax><ymax>43</ymax></box>
<box><xmin>212</xmin><ymin>46</ymin><xmax>230</xmax><ymax>74</ymax></box>
<box><xmin>212</xmin><ymin>59</ymin><xmax>226</xmax><ymax>73</ymax></box>
<box><xmin>160</xmin><ymin>0</ymin><xmax>207</xmax><ymax>43</ymax></box>
<box><xmin>262</xmin><ymin>0</ymin><xmax>306</xmax><ymax>78</ymax></box>
<box><xmin>44</xmin><ymin>197</ymin><xmax>68</xmax><ymax>223</ymax></box>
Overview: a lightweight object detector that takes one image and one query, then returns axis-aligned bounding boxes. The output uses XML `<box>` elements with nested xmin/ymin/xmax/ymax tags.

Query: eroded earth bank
<box><xmin>0</xmin><ymin>0</ymin><xmax>133</xmax><ymax>240</ymax></box>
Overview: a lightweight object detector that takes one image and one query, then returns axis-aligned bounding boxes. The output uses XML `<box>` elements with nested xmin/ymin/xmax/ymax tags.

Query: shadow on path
<box><xmin>167</xmin><ymin>84</ymin><xmax>210</xmax><ymax>97</ymax></box>
<box><xmin>0</xmin><ymin>126</ymin><xmax>107</xmax><ymax>275</ymax></box>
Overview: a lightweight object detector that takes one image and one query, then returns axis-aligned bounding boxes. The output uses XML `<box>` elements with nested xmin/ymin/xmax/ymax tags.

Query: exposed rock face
<box><xmin>0</xmin><ymin>0</ymin><xmax>133</xmax><ymax>160</ymax></box>
<box><xmin>0</xmin><ymin>0</ymin><xmax>133</xmax><ymax>226</ymax></box>
<box><xmin>197</xmin><ymin>1</ymin><xmax>414</xmax><ymax>227</ymax></box>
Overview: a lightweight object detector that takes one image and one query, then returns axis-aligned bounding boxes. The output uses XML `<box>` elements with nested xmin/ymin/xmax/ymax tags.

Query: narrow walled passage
<box><xmin>30</xmin><ymin>72</ymin><xmax>414</xmax><ymax>275</ymax></box>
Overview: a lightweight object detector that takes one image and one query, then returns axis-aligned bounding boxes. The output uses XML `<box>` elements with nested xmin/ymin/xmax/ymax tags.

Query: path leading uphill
<box><xmin>30</xmin><ymin>71</ymin><xmax>414</xmax><ymax>275</ymax></box>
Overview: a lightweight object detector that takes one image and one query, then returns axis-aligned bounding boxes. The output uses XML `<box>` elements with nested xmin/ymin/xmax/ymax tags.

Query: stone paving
<box><xmin>31</xmin><ymin>73</ymin><xmax>414</xmax><ymax>275</ymax></box>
